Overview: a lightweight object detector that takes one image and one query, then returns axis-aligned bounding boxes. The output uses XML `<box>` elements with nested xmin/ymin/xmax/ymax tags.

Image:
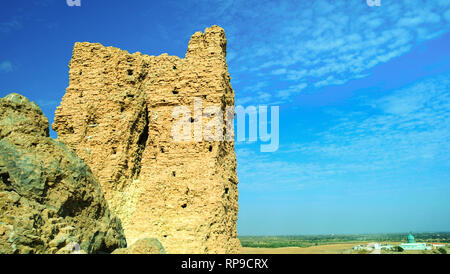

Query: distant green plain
<box><xmin>239</xmin><ymin>232</ymin><xmax>450</xmax><ymax>248</ymax></box>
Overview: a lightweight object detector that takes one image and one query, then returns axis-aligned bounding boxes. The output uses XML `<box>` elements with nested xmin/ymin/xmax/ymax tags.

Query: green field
<box><xmin>239</xmin><ymin>232</ymin><xmax>450</xmax><ymax>249</ymax></box>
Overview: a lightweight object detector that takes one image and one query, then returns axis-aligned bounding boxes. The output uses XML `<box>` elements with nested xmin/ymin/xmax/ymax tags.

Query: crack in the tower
<box><xmin>131</xmin><ymin>104</ymin><xmax>149</xmax><ymax>179</ymax></box>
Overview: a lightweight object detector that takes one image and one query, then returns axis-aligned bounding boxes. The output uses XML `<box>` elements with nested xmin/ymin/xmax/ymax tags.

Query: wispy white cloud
<box><xmin>445</xmin><ymin>9</ymin><xmax>450</xmax><ymax>22</ymax></box>
<box><xmin>193</xmin><ymin>0</ymin><xmax>450</xmax><ymax>103</ymax></box>
<box><xmin>0</xmin><ymin>61</ymin><xmax>13</xmax><ymax>73</ymax></box>
<box><xmin>270</xmin><ymin>68</ymin><xmax>287</xmax><ymax>75</ymax></box>
<box><xmin>242</xmin><ymin>81</ymin><xmax>268</xmax><ymax>93</ymax></box>
<box><xmin>314</xmin><ymin>76</ymin><xmax>346</xmax><ymax>88</ymax></box>
<box><xmin>237</xmin><ymin>73</ymin><xmax>450</xmax><ymax>190</ymax></box>
<box><xmin>236</xmin><ymin>91</ymin><xmax>273</xmax><ymax>105</ymax></box>
<box><xmin>300</xmin><ymin>74</ymin><xmax>449</xmax><ymax>163</ymax></box>
<box><xmin>0</xmin><ymin>19</ymin><xmax>21</xmax><ymax>33</ymax></box>
<box><xmin>276</xmin><ymin>83</ymin><xmax>307</xmax><ymax>99</ymax></box>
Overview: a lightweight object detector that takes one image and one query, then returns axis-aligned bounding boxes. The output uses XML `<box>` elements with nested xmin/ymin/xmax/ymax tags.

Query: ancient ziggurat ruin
<box><xmin>52</xmin><ymin>25</ymin><xmax>241</xmax><ymax>253</ymax></box>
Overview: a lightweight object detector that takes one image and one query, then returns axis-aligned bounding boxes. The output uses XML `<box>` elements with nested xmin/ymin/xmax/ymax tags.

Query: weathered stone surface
<box><xmin>112</xmin><ymin>238</ymin><xmax>165</xmax><ymax>254</ymax></box>
<box><xmin>0</xmin><ymin>93</ymin><xmax>127</xmax><ymax>254</ymax></box>
<box><xmin>53</xmin><ymin>25</ymin><xmax>241</xmax><ymax>253</ymax></box>
<box><xmin>0</xmin><ymin>93</ymin><xmax>49</xmax><ymax>138</ymax></box>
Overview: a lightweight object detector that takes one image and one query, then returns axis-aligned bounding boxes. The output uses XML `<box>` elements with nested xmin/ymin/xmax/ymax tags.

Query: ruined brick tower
<box><xmin>53</xmin><ymin>26</ymin><xmax>241</xmax><ymax>253</ymax></box>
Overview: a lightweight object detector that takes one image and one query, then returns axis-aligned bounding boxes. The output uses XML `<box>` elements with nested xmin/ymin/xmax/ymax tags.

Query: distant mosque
<box><xmin>400</xmin><ymin>233</ymin><xmax>431</xmax><ymax>250</ymax></box>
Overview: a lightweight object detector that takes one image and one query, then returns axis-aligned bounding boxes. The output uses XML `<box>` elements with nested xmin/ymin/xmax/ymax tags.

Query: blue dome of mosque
<box><xmin>407</xmin><ymin>233</ymin><xmax>415</xmax><ymax>243</ymax></box>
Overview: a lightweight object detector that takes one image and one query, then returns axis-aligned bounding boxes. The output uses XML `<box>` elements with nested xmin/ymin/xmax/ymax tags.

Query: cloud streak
<box><xmin>190</xmin><ymin>0</ymin><xmax>450</xmax><ymax>104</ymax></box>
<box><xmin>0</xmin><ymin>61</ymin><xmax>13</xmax><ymax>73</ymax></box>
<box><xmin>237</xmin><ymin>73</ymin><xmax>450</xmax><ymax>191</ymax></box>
<box><xmin>0</xmin><ymin>19</ymin><xmax>21</xmax><ymax>33</ymax></box>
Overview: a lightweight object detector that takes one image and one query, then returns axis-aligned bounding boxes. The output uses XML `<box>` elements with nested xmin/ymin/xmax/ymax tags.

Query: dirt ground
<box><xmin>242</xmin><ymin>243</ymin><xmax>364</xmax><ymax>254</ymax></box>
<box><xmin>242</xmin><ymin>242</ymin><xmax>448</xmax><ymax>254</ymax></box>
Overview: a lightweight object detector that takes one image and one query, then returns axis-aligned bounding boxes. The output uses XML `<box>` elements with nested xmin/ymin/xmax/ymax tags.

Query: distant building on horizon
<box><xmin>400</xmin><ymin>233</ymin><xmax>431</xmax><ymax>250</ymax></box>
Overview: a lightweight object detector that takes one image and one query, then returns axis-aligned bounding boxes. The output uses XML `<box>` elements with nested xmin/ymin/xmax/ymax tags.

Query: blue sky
<box><xmin>1</xmin><ymin>0</ymin><xmax>449</xmax><ymax>235</ymax></box>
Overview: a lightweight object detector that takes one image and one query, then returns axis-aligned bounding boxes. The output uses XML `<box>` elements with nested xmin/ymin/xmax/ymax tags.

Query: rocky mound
<box><xmin>0</xmin><ymin>93</ymin><xmax>127</xmax><ymax>254</ymax></box>
<box><xmin>112</xmin><ymin>238</ymin><xmax>165</xmax><ymax>254</ymax></box>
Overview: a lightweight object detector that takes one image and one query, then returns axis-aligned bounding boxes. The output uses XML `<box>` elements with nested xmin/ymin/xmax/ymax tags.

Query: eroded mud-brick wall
<box><xmin>53</xmin><ymin>26</ymin><xmax>241</xmax><ymax>253</ymax></box>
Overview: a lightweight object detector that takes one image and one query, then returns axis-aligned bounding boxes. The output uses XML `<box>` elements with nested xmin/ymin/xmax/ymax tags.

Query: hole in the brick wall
<box><xmin>112</xmin><ymin>147</ymin><xmax>117</xmax><ymax>155</ymax></box>
<box><xmin>127</xmin><ymin>69</ymin><xmax>133</xmax><ymax>76</ymax></box>
<box><xmin>161</xmin><ymin>147</ymin><xmax>165</xmax><ymax>153</ymax></box>
<box><xmin>202</xmin><ymin>95</ymin><xmax>207</xmax><ymax>99</ymax></box>
<box><xmin>173</xmin><ymin>65</ymin><xmax>177</xmax><ymax>70</ymax></box>
<box><xmin>138</xmin><ymin>72</ymin><xmax>146</xmax><ymax>81</ymax></box>
<box><xmin>208</xmin><ymin>145</ymin><xmax>213</xmax><ymax>152</ymax></box>
<box><xmin>181</xmin><ymin>203</ymin><xmax>187</xmax><ymax>208</ymax></box>
<box><xmin>172</xmin><ymin>171</ymin><xmax>176</xmax><ymax>177</ymax></box>
<box><xmin>189</xmin><ymin>117</ymin><xmax>195</xmax><ymax>123</ymax></box>
<box><xmin>172</xmin><ymin>90</ymin><xmax>179</xmax><ymax>95</ymax></box>
<box><xmin>86</xmin><ymin>113</ymin><xmax>97</xmax><ymax>126</ymax></box>
<box><xmin>163</xmin><ymin>235</ymin><xmax>167</xmax><ymax>238</ymax></box>
<box><xmin>120</xmin><ymin>106</ymin><xmax>125</xmax><ymax>112</ymax></box>
<box><xmin>225</xmin><ymin>187</ymin><xmax>229</xmax><ymax>195</ymax></box>
<box><xmin>79</xmin><ymin>71</ymin><xmax>82</xmax><ymax>75</ymax></box>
